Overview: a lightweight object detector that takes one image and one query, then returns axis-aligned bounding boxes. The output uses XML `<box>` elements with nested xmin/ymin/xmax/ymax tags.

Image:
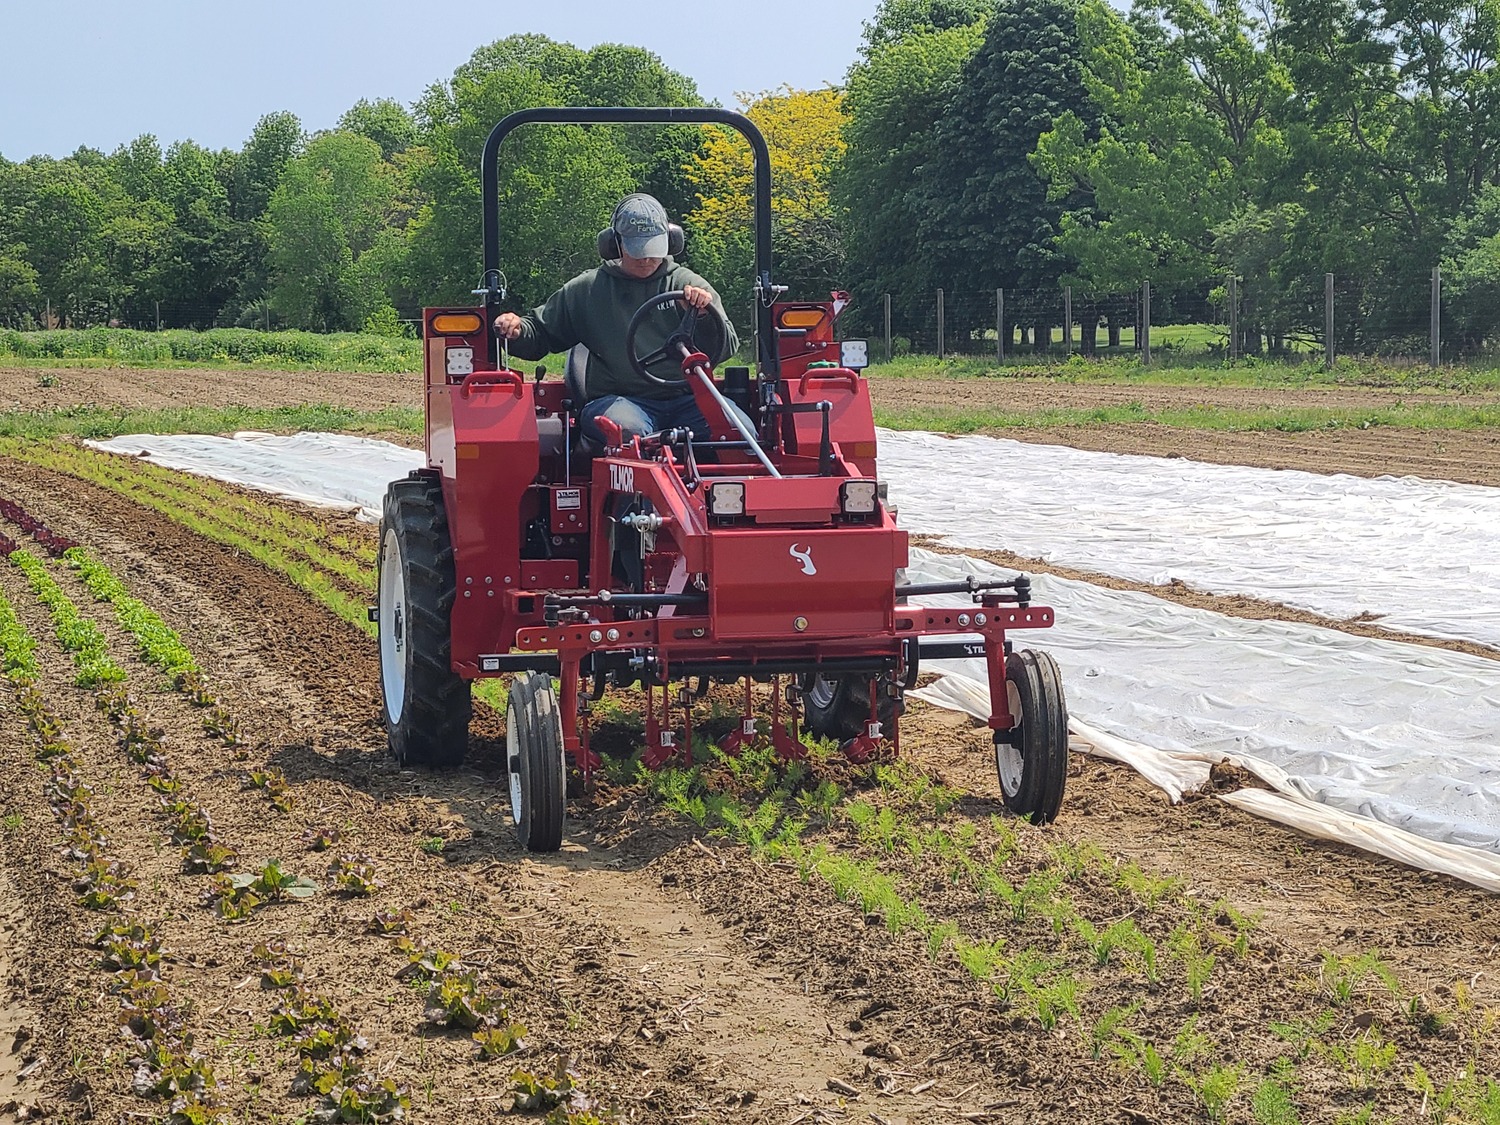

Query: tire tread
<box><xmin>509</xmin><ymin>672</ymin><xmax>565</xmax><ymax>852</ymax></box>
<box><xmin>802</xmin><ymin>675</ymin><xmax>904</xmax><ymax>742</ymax></box>
<box><xmin>999</xmin><ymin>649</ymin><xmax>1068</xmax><ymax>824</ymax></box>
<box><xmin>380</xmin><ymin>474</ymin><xmax>471</xmax><ymax>769</ymax></box>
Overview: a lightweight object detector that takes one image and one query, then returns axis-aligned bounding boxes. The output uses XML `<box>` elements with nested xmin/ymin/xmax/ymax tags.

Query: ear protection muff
<box><xmin>597</xmin><ymin>196</ymin><xmax>685</xmax><ymax>259</ymax></box>
<box><xmin>595</xmin><ymin>224</ymin><xmax>686</xmax><ymax>259</ymax></box>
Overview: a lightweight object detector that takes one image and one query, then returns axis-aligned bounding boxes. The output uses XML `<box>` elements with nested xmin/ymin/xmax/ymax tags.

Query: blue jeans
<box><xmin>579</xmin><ymin>393</ymin><xmax>755</xmax><ymax>447</ymax></box>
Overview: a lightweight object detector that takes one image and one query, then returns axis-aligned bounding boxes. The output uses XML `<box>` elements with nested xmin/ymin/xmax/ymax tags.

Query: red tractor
<box><xmin>377</xmin><ymin>108</ymin><xmax>1068</xmax><ymax>851</ymax></box>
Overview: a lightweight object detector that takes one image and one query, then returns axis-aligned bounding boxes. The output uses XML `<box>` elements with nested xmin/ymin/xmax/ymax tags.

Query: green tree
<box><xmin>109</xmin><ymin>135</ymin><xmax>166</xmax><ymax>203</ymax></box>
<box><xmin>12</xmin><ymin>160</ymin><xmax>109</xmax><ymax>325</ymax></box>
<box><xmin>835</xmin><ymin>20</ymin><xmax>986</xmax><ymax>330</ymax></box>
<box><xmin>223</xmin><ymin>112</ymin><xmax>305</xmax><ymax>318</ymax></box>
<box><xmin>100</xmin><ymin>196</ymin><xmax>174</xmax><ymax>326</ymax></box>
<box><xmin>568</xmin><ymin>43</ymin><xmax>704</xmax><ymax>226</ymax></box>
<box><xmin>402</xmin><ymin>48</ymin><xmax>635</xmax><ymax>311</ymax></box>
<box><xmin>418</xmin><ymin>37</ymin><xmax>703</xmax><ymax>228</ymax></box>
<box><xmin>859</xmin><ymin>0</ymin><xmax>996</xmax><ymax>54</ymax></box>
<box><xmin>1033</xmin><ymin>0</ymin><xmax>1293</xmax><ymax>343</ymax></box>
<box><xmin>0</xmin><ymin>254</ymin><xmax>41</xmax><ymax>327</ymax></box>
<box><xmin>1277</xmin><ymin>0</ymin><xmax>1500</xmax><ymax>341</ymax></box>
<box><xmin>234</xmin><ymin>112</ymin><xmax>304</xmax><ymax>220</ymax></box>
<box><xmin>1440</xmin><ymin>185</ymin><xmax>1500</xmax><ymax>351</ymax></box>
<box><xmin>687</xmin><ymin>87</ymin><xmax>848</xmax><ymax>303</ymax></box>
<box><xmin>338</xmin><ymin>99</ymin><xmax>417</xmax><ymax>160</ymax></box>
<box><xmin>265</xmin><ymin>131</ymin><xmax>399</xmax><ymax>330</ymax></box>
<box><xmin>913</xmin><ymin>0</ymin><xmax>1102</xmax><ymax>350</ymax></box>
<box><xmin>153</xmin><ymin>141</ymin><xmax>242</xmax><ymax>326</ymax></box>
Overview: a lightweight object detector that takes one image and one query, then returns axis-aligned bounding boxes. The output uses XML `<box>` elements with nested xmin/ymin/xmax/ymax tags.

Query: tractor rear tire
<box><xmin>506</xmin><ymin>671</ymin><xmax>565</xmax><ymax>852</ymax></box>
<box><xmin>378</xmin><ymin>474</ymin><xmax>472</xmax><ymax>769</ymax></box>
<box><xmin>995</xmin><ymin>649</ymin><xmax>1068</xmax><ymax>824</ymax></box>
<box><xmin>801</xmin><ymin>674</ymin><xmax>904</xmax><ymax>743</ymax></box>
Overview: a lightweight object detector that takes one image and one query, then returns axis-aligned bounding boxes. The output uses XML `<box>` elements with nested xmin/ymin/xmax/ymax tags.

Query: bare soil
<box><xmin>0</xmin><ymin>367</ymin><xmax>1496</xmax><ymax>1122</ymax></box>
<box><xmin>0</xmin><ymin>457</ymin><xmax>1494</xmax><ymax>1124</ymax></box>
<box><xmin>0</xmin><ymin>366</ymin><xmax>416</xmax><ymax>413</ymax></box>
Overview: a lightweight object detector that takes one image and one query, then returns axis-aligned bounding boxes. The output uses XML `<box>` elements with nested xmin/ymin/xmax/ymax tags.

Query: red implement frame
<box><xmin>416</xmin><ymin>293</ymin><xmax>1056</xmax><ymax>780</ymax></box>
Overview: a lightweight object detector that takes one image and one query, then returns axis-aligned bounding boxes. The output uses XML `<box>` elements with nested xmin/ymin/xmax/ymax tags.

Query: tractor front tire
<box><xmin>995</xmin><ymin>649</ymin><xmax>1068</xmax><ymax>824</ymax></box>
<box><xmin>801</xmin><ymin>674</ymin><xmax>904</xmax><ymax>743</ymax></box>
<box><xmin>378</xmin><ymin>474</ymin><xmax>471</xmax><ymax>769</ymax></box>
<box><xmin>506</xmin><ymin>671</ymin><xmax>565</xmax><ymax>852</ymax></box>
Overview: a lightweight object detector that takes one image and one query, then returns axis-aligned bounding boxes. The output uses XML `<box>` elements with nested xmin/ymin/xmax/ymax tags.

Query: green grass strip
<box><xmin>867</xmin><ymin>352</ymin><xmax>1500</xmax><ymax>392</ymax></box>
<box><xmin>0</xmin><ymin>403</ymin><xmax>421</xmax><ymax>442</ymax></box>
<box><xmin>64</xmin><ymin>548</ymin><xmax>200</xmax><ymax>683</ymax></box>
<box><xmin>0</xmin><ymin>577</ymin><xmax>41</xmax><ymax>686</ymax></box>
<box><xmin>10</xmin><ymin>550</ymin><xmax>126</xmax><ymax>687</ymax></box>
<box><xmin>873</xmin><ymin>400</ymin><xmax>1500</xmax><ymax>434</ymax></box>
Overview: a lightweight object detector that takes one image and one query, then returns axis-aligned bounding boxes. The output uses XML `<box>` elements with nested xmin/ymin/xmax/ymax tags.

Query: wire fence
<box><xmin>7</xmin><ymin>271</ymin><xmax>1464</xmax><ymax>367</ymax></box>
<box><xmin>836</xmin><ymin>273</ymin><xmax>1456</xmax><ymax>365</ymax></box>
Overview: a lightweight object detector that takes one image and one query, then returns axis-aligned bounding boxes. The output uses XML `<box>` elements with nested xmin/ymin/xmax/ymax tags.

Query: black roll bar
<box><xmin>480</xmin><ymin>107</ymin><xmax>779</xmax><ymax>378</ymax></box>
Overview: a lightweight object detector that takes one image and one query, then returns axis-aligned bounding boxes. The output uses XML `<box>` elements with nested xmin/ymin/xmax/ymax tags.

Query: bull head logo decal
<box><xmin>789</xmin><ymin>543</ymin><xmax>817</xmax><ymax>576</ymax></box>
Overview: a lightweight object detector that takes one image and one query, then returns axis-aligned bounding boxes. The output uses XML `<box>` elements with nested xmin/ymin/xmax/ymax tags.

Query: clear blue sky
<box><xmin>0</xmin><ymin>0</ymin><xmax>882</xmax><ymax>161</ymax></box>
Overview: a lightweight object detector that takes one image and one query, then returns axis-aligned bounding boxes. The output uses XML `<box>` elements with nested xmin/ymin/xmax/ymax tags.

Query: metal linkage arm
<box><xmin>682</xmin><ymin>353</ymin><xmax>782</xmax><ymax>478</ymax></box>
<box><xmin>896</xmin><ymin>574</ymin><xmax>1032</xmax><ymax>606</ymax></box>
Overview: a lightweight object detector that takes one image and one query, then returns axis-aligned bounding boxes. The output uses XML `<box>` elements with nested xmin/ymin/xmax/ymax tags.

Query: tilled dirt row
<box><xmin>0</xmin><ymin>459</ymin><xmax>1496</xmax><ymax>1124</ymax></box>
<box><xmin>0</xmin><ymin>366</ymin><xmax>416</xmax><ymax>414</ymax></box>
<box><xmin>0</xmin><ymin>464</ymin><xmax>1003</xmax><ymax>1122</ymax></box>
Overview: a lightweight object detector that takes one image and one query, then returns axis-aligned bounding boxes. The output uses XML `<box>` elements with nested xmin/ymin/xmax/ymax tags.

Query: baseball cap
<box><xmin>613</xmin><ymin>194</ymin><xmax>670</xmax><ymax>258</ymax></box>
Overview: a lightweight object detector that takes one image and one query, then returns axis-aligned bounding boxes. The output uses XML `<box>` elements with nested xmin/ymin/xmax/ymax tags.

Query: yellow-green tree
<box><xmin>685</xmin><ymin>86</ymin><xmax>846</xmax><ymax>307</ymax></box>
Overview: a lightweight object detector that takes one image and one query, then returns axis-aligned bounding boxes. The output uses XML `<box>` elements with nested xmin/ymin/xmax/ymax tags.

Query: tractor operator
<box><xmin>492</xmin><ymin>193</ymin><xmax>750</xmax><ymax>447</ymax></box>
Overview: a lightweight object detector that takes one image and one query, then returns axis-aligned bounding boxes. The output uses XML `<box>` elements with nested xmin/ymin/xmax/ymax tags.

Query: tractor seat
<box><xmin>565</xmin><ymin>345</ymin><xmax>604</xmax><ymax>457</ymax></box>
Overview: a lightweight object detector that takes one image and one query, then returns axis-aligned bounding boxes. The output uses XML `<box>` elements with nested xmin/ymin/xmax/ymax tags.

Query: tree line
<box><xmin>5</xmin><ymin>0</ymin><xmax>1500</xmax><ymax>355</ymax></box>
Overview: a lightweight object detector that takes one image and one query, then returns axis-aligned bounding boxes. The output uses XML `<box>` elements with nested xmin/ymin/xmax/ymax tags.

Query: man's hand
<box><xmin>493</xmin><ymin>312</ymin><xmax>523</xmax><ymax>339</ymax></box>
<box><xmin>680</xmin><ymin>285</ymin><xmax>712</xmax><ymax>311</ymax></box>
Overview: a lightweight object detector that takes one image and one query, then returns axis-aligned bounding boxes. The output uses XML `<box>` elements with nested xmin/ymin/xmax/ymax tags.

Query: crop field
<box><xmin>0</xmin><ymin>366</ymin><xmax>1497</xmax><ymax>1125</ymax></box>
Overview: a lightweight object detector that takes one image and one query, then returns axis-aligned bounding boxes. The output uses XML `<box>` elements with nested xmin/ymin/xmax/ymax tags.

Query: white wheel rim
<box><xmin>378</xmin><ymin>528</ymin><xmax>408</xmax><ymax>724</ymax></box>
<box><xmin>996</xmin><ymin>680</ymin><xmax>1024</xmax><ymax>797</ymax></box>
<box><xmin>807</xmin><ymin>675</ymin><xmax>836</xmax><ymax>710</ymax></box>
<box><xmin>506</xmin><ymin>700</ymin><xmax>523</xmax><ymax>826</ymax></box>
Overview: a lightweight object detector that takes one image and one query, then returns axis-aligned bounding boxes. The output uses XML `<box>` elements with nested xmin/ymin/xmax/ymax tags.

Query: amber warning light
<box><xmin>777</xmin><ymin>308</ymin><xmax>828</xmax><ymax>329</ymax></box>
<box><xmin>431</xmin><ymin>312</ymin><xmax>483</xmax><ymax>335</ymax></box>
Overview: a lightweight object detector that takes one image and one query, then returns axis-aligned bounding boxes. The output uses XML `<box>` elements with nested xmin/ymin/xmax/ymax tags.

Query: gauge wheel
<box><xmin>506</xmin><ymin>671</ymin><xmax>566</xmax><ymax>852</ymax></box>
<box><xmin>994</xmin><ymin>649</ymin><xmax>1068</xmax><ymax>824</ymax></box>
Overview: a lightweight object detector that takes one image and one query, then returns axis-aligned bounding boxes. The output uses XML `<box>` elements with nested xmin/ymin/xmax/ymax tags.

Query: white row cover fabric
<box><xmin>905</xmin><ymin>548</ymin><xmax>1500</xmax><ymax>869</ymax></box>
<box><xmin>82</xmin><ymin>432</ymin><xmax>1500</xmax><ymax>886</ymax></box>
<box><xmin>88</xmin><ymin>432</ymin><xmax>422</xmax><ymax>523</ymax></box>
<box><xmin>879</xmin><ymin>429</ymin><xmax>1500</xmax><ymax>651</ymax></box>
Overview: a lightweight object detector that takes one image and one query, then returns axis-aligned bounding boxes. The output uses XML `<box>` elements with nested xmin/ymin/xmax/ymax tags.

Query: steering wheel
<box><xmin>624</xmin><ymin>290</ymin><xmax>704</xmax><ymax>385</ymax></box>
